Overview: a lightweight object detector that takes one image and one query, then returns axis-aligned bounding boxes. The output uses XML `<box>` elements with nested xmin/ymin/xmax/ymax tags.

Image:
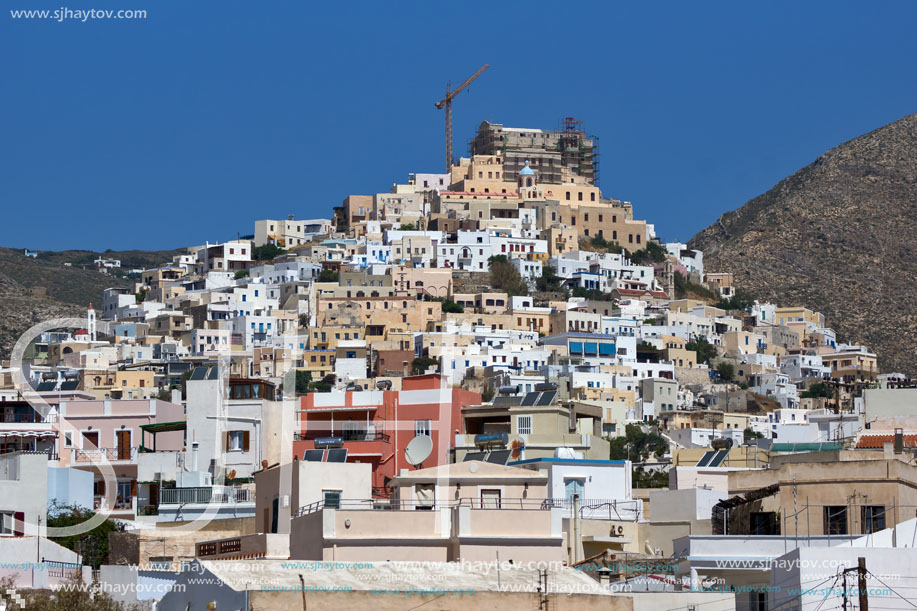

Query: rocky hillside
<box><xmin>0</xmin><ymin>247</ymin><xmax>181</xmax><ymax>360</ymax></box>
<box><xmin>691</xmin><ymin>113</ymin><xmax>917</xmax><ymax>376</ymax></box>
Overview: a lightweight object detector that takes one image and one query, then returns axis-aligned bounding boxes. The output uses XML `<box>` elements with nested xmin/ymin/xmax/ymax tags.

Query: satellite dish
<box><xmin>510</xmin><ymin>438</ymin><xmax>525</xmax><ymax>459</ymax></box>
<box><xmin>404</xmin><ymin>435</ymin><xmax>433</xmax><ymax>466</ymax></box>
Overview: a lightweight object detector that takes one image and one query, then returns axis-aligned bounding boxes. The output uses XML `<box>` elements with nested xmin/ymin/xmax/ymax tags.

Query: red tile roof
<box><xmin>855</xmin><ymin>434</ymin><xmax>917</xmax><ymax>449</ymax></box>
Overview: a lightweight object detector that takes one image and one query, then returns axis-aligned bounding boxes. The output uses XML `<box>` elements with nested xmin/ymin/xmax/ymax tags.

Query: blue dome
<box><xmin>519</xmin><ymin>160</ymin><xmax>535</xmax><ymax>176</ymax></box>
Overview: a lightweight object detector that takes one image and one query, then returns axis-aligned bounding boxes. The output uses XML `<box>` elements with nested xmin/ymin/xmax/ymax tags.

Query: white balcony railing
<box><xmin>160</xmin><ymin>486</ymin><xmax>254</xmax><ymax>505</ymax></box>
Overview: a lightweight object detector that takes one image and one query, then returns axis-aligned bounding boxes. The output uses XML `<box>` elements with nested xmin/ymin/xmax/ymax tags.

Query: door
<box><xmin>83</xmin><ymin>431</ymin><xmax>99</xmax><ymax>450</ymax></box>
<box><xmin>117</xmin><ymin>430</ymin><xmax>131</xmax><ymax>460</ymax></box>
<box><xmin>480</xmin><ymin>489</ymin><xmax>501</xmax><ymax>509</ymax></box>
<box><xmin>116</xmin><ymin>481</ymin><xmax>131</xmax><ymax>509</ymax></box>
<box><xmin>564</xmin><ymin>479</ymin><xmax>585</xmax><ymax>506</ymax></box>
<box><xmin>271</xmin><ymin>498</ymin><xmax>279</xmax><ymax>534</ymax></box>
<box><xmin>414</xmin><ymin>484</ymin><xmax>434</xmax><ymax>510</ymax></box>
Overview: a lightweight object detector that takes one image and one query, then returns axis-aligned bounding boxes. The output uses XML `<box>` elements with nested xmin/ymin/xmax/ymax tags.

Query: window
<box><xmin>578</xmin><ymin>192</ymin><xmax>583</xmax><ymax>201</ymax></box>
<box><xmin>862</xmin><ymin>505</ymin><xmax>886</xmax><ymax>534</ymax></box>
<box><xmin>565</xmin><ymin>192</ymin><xmax>571</xmax><ymax>200</ymax></box>
<box><xmin>823</xmin><ymin>506</ymin><xmax>848</xmax><ymax>535</ymax></box>
<box><xmin>0</xmin><ymin>512</ymin><xmax>24</xmax><ymax>536</ymax></box>
<box><xmin>480</xmin><ymin>489</ymin><xmax>501</xmax><ymax>509</ymax></box>
<box><xmin>83</xmin><ymin>431</ymin><xmax>99</xmax><ymax>449</ymax></box>
<box><xmin>64</xmin><ymin>432</ymin><xmax>73</xmax><ymax>447</ymax></box>
<box><xmin>749</xmin><ymin>512</ymin><xmax>778</xmax><ymax>535</ymax></box>
<box><xmin>414</xmin><ymin>484</ymin><xmax>435</xmax><ymax>509</ymax></box>
<box><xmin>412</xmin><ymin>419</ymin><xmax>432</xmax><ymax>439</ymax></box>
<box><xmin>317</xmin><ymin>490</ymin><xmax>341</xmax><ymax>510</ymax></box>
<box><xmin>226</xmin><ymin>430</ymin><xmax>250</xmax><ymax>452</ymax></box>
<box><xmin>516</xmin><ymin>415</ymin><xmax>532</xmax><ymax>435</ymax></box>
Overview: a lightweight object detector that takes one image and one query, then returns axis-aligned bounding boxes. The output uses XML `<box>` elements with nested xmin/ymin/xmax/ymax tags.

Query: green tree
<box><xmin>716</xmin><ymin>361</ymin><xmax>736</xmax><ymax>381</ymax></box>
<box><xmin>251</xmin><ymin>243</ymin><xmax>285</xmax><ymax>261</ymax></box>
<box><xmin>47</xmin><ymin>503</ymin><xmax>125</xmax><ymax>569</ymax></box>
<box><xmin>488</xmin><ymin>257</ymin><xmax>528</xmax><ymax>297</ymax></box>
<box><xmin>295</xmin><ymin>370</ymin><xmax>313</xmax><ymax>395</ymax></box>
<box><xmin>411</xmin><ymin>357</ymin><xmax>438</xmax><ymax>375</ymax></box>
<box><xmin>609</xmin><ymin>424</ymin><xmax>669</xmax><ymax>462</ymax></box>
<box><xmin>716</xmin><ymin>287</ymin><xmax>756</xmax><ymax>311</ymax></box>
<box><xmin>234</xmin><ymin>269</ymin><xmax>249</xmax><ymax>279</ymax></box>
<box><xmin>441</xmin><ymin>299</ymin><xmax>464</xmax><ymax>313</ymax></box>
<box><xmin>398</xmin><ymin>223</ymin><xmax>416</xmax><ymax>231</ymax></box>
<box><xmin>801</xmin><ymin>382</ymin><xmax>829</xmax><ymax>398</ymax></box>
<box><xmin>686</xmin><ymin>337</ymin><xmax>717</xmax><ymax>365</ymax></box>
<box><xmin>633</xmin><ymin>466</ymin><xmax>669</xmax><ymax>488</ymax></box>
<box><xmin>535</xmin><ymin>264</ymin><xmax>563</xmax><ymax>292</ymax></box>
<box><xmin>317</xmin><ymin>269</ymin><xmax>339</xmax><ymax>283</ymax></box>
<box><xmin>629</xmin><ymin>241</ymin><xmax>666</xmax><ymax>265</ymax></box>
<box><xmin>571</xmin><ymin>287</ymin><xmax>613</xmax><ymax>301</ymax></box>
<box><xmin>743</xmin><ymin>428</ymin><xmax>764</xmax><ymax>444</ymax></box>
<box><xmin>309</xmin><ymin>374</ymin><xmax>336</xmax><ymax>393</ymax></box>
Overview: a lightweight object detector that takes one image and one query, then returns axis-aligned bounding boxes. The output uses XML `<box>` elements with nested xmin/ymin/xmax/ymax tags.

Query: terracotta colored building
<box><xmin>294</xmin><ymin>374</ymin><xmax>480</xmax><ymax>495</ymax></box>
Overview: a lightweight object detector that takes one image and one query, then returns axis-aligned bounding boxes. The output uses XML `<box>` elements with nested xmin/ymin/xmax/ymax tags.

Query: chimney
<box><xmin>894</xmin><ymin>428</ymin><xmax>904</xmax><ymax>454</ymax></box>
<box><xmin>883</xmin><ymin>441</ymin><xmax>895</xmax><ymax>460</ymax></box>
<box><xmin>403</xmin><ymin>361</ymin><xmax>410</xmax><ymax>377</ymax></box>
<box><xmin>191</xmin><ymin>442</ymin><xmax>199</xmax><ymax>471</ymax></box>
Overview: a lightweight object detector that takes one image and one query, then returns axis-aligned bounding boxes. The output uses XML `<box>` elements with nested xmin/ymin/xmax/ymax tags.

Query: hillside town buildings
<box><xmin>0</xmin><ymin>118</ymin><xmax>912</xmax><ymax>610</ymax></box>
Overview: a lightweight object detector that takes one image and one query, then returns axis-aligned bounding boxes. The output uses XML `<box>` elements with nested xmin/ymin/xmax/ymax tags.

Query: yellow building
<box><xmin>775</xmin><ymin>306</ymin><xmax>825</xmax><ymax>328</ymax></box>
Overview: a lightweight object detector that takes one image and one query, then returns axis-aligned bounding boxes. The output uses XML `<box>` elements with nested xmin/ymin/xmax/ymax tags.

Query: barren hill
<box><xmin>691</xmin><ymin>113</ymin><xmax>917</xmax><ymax>376</ymax></box>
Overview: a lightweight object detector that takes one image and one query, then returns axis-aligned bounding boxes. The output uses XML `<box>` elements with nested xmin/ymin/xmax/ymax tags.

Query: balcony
<box><xmin>160</xmin><ymin>485</ymin><xmax>254</xmax><ymax>505</ymax></box>
<box><xmin>295</xmin><ymin>496</ymin><xmax>555</xmax><ymax>517</ymax></box>
<box><xmin>294</xmin><ymin>430</ymin><xmax>390</xmax><ymax>443</ymax></box>
<box><xmin>73</xmin><ymin>447</ymin><xmax>137</xmax><ymax>463</ymax></box>
<box><xmin>0</xmin><ymin>413</ymin><xmax>57</xmax><ymax>424</ymax></box>
<box><xmin>94</xmin><ymin>495</ymin><xmax>135</xmax><ymax>512</ymax></box>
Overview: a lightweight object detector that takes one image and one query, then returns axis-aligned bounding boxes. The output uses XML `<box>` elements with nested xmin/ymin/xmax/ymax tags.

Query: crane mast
<box><xmin>435</xmin><ymin>64</ymin><xmax>489</xmax><ymax>174</ymax></box>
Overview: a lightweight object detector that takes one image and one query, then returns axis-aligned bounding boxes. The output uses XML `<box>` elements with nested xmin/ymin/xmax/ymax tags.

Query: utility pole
<box><xmin>841</xmin><ymin>570</ymin><xmax>848</xmax><ymax>611</ymax></box>
<box><xmin>857</xmin><ymin>557</ymin><xmax>868</xmax><ymax>611</ymax></box>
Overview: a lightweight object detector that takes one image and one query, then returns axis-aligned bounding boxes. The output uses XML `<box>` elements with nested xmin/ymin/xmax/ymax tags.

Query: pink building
<box><xmin>294</xmin><ymin>374</ymin><xmax>481</xmax><ymax>495</ymax></box>
<box><xmin>57</xmin><ymin>399</ymin><xmax>184</xmax><ymax>518</ymax></box>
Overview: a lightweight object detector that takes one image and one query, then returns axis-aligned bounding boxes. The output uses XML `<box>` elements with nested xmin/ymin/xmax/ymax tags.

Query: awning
<box><xmin>0</xmin><ymin>431</ymin><xmax>56</xmax><ymax>438</ymax></box>
<box><xmin>599</xmin><ymin>343</ymin><xmax>616</xmax><ymax>355</ymax></box>
<box><xmin>139</xmin><ymin>421</ymin><xmax>186</xmax><ymax>434</ymax></box>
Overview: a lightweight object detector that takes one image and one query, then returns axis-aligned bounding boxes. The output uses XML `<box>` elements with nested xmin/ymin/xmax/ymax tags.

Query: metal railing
<box><xmin>294</xmin><ymin>497</ymin><xmax>559</xmax><ymax>517</ymax></box>
<box><xmin>294</xmin><ymin>430</ymin><xmax>390</xmax><ymax>443</ymax></box>
<box><xmin>0</xmin><ymin>413</ymin><xmax>56</xmax><ymax>424</ymax></box>
<box><xmin>197</xmin><ymin>537</ymin><xmax>243</xmax><ymax>557</ymax></box>
<box><xmin>94</xmin><ymin>496</ymin><xmax>134</xmax><ymax>511</ymax></box>
<box><xmin>544</xmin><ymin>498</ymin><xmax>643</xmax><ymax>521</ymax></box>
<box><xmin>73</xmin><ymin>447</ymin><xmax>135</xmax><ymax>462</ymax></box>
<box><xmin>45</xmin><ymin>560</ymin><xmax>83</xmax><ymax>580</ymax></box>
<box><xmin>160</xmin><ymin>486</ymin><xmax>254</xmax><ymax>505</ymax></box>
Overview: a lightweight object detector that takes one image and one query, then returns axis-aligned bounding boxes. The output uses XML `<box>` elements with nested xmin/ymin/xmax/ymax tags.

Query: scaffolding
<box><xmin>468</xmin><ymin>118</ymin><xmax>600</xmax><ymax>185</ymax></box>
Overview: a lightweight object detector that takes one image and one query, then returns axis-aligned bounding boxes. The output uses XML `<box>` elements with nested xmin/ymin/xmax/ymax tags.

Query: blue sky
<box><xmin>3</xmin><ymin>0</ymin><xmax>916</xmax><ymax>251</ymax></box>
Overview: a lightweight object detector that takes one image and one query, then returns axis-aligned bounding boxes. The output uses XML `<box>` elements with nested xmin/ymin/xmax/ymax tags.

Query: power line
<box><xmin>866</xmin><ymin>570</ymin><xmax>917</xmax><ymax>608</ymax></box>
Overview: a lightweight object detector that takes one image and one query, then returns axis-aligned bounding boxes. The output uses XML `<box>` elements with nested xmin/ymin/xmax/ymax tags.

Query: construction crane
<box><xmin>435</xmin><ymin>64</ymin><xmax>489</xmax><ymax>174</ymax></box>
